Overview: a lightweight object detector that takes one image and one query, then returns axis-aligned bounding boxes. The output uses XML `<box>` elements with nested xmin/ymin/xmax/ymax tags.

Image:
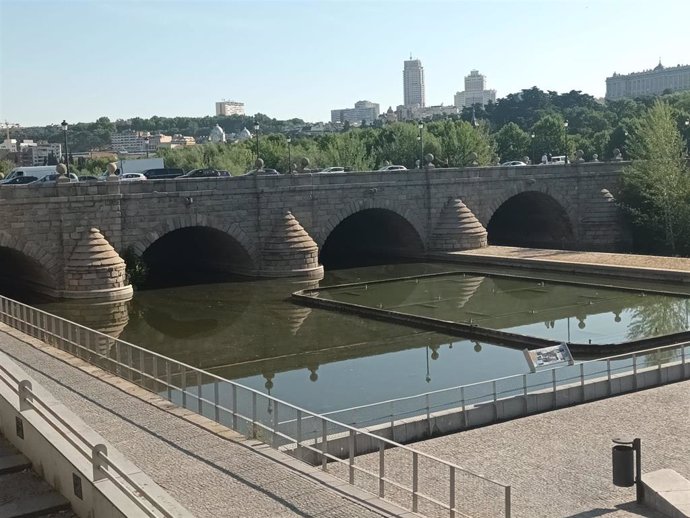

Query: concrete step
<box><xmin>0</xmin><ymin>454</ymin><xmax>31</xmax><ymax>475</ymax></box>
<box><xmin>0</xmin><ymin>490</ymin><xmax>71</xmax><ymax>518</ymax></box>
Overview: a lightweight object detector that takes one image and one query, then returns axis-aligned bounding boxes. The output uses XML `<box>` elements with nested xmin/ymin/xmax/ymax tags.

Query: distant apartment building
<box><xmin>605</xmin><ymin>61</ymin><xmax>690</xmax><ymax>100</ymax></box>
<box><xmin>331</xmin><ymin>100</ymin><xmax>380</xmax><ymax>124</ymax></box>
<box><xmin>403</xmin><ymin>57</ymin><xmax>425</xmax><ymax>108</ymax></box>
<box><xmin>0</xmin><ymin>139</ymin><xmax>17</xmax><ymax>153</ymax></box>
<box><xmin>215</xmin><ymin>100</ymin><xmax>245</xmax><ymax>116</ymax></box>
<box><xmin>11</xmin><ymin>140</ymin><xmax>62</xmax><ymax>166</ymax></box>
<box><xmin>111</xmin><ymin>131</ymin><xmax>147</xmax><ymax>153</ymax></box>
<box><xmin>454</xmin><ymin>70</ymin><xmax>496</xmax><ymax>108</ymax></box>
<box><xmin>396</xmin><ymin>104</ymin><xmax>458</xmax><ymax>122</ymax></box>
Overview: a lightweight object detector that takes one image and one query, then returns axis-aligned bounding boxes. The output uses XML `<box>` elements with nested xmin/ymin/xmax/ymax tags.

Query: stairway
<box><xmin>0</xmin><ymin>434</ymin><xmax>75</xmax><ymax>518</ymax></box>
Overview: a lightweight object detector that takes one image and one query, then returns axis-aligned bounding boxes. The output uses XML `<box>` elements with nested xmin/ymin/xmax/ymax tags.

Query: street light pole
<box><xmin>144</xmin><ymin>136</ymin><xmax>150</xmax><ymax>158</ymax></box>
<box><xmin>685</xmin><ymin>120</ymin><xmax>689</xmax><ymax>157</ymax></box>
<box><xmin>418</xmin><ymin>121</ymin><xmax>424</xmax><ymax>169</ymax></box>
<box><xmin>531</xmin><ymin>133</ymin><xmax>535</xmax><ymax>164</ymax></box>
<box><xmin>563</xmin><ymin>120</ymin><xmax>569</xmax><ymax>165</ymax></box>
<box><xmin>61</xmin><ymin>120</ymin><xmax>69</xmax><ymax>174</ymax></box>
<box><xmin>287</xmin><ymin>136</ymin><xmax>292</xmax><ymax>173</ymax></box>
<box><xmin>253</xmin><ymin>122</ymin><xmax>260</xmax><ymax>159</ymax></box>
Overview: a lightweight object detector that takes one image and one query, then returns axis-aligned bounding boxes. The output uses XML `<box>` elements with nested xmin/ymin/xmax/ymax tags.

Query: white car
<box><xmin>501</xmin><ymin>160</ymin><xmax>527</xmax><ymax>167</ymax></box>
<box><xmin>120</xmin><ymin>173</ymin><xmax>147</xmax><ymax>182</ymax></box>
<box><xmin>320</xmin><ymin>166</ymin><xmax>345</xmax><ymax>173</ymax></box>
<box><xmin>377</xmin><ymin>165</ymin><xmax>407</xmax><ymax>172</ymax></box>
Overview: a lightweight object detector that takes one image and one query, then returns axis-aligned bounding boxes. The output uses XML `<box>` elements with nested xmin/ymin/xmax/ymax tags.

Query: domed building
<box><xmin>209</xmin><ymin>124</ymin><xmax>226</xmax><ymax>143</ymax></box>
<box><xmin>236</xmin><ymin>127</ymin><xmax>253</xmax><ymax>141</ymax></box>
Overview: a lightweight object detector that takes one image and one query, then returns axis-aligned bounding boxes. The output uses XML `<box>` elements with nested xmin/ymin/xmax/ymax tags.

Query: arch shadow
<box><xmin>0</xmin><ymin>232</ymin><xmax>59</xmax><ymax>301</ymax></box>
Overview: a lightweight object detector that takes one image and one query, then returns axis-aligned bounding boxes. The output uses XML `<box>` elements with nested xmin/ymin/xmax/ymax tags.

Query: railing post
<box><xmin>321</xmin><ymin>420</ymin><xmax>328</xmax><ymax>471</ymax></box>
<box><xmin>232</xmin><ymin>384</ymin><xmax>238</xmax><ymax>430</ymax></box>
<box><xmin>18</xmin><ymin>380</ymin><xmax>32</xmax><ymax>412</ymax></box>
<box><xmin>449</xmin><ymin>465</ymin><xmax>456</xmax><ymax>518</ymax></box>
<box><xmin>425</xmin><ymin>393</ymin><xmax>430</xmax><ymax>432</ymax></box>
<box><xmin>251</xmin><ymin>392</ymin><xmax>257</xmax><ymax>437</ymax></box>
<box><xmin>181</xmin><ymin>366</ymin><xmax>187</xmax><ymax>409</ymax></box>
<box><xmin>580</xmin><ymin>363</ymin><xmax>585</xmax><ymax>401</ymax></box>
<box><xmin>213</xmin><ymin>380</ymin><xmax>220</xmax><ymax>422</ymax></box>
<box><xmin>606</xmin><ymin>359</ymin><xmax>612</xmax><ymax>395</ymax></box>
<box><xmin>92</xmin><ymin>444</ymin><xmax>108</xmax><ymax>482</ymax></box>
<box><xmin>152</xmin><ymin>355</ymin><xmax>159</xmax><ymax>394</ymax></box>
<box><xmin>272</xmin><ymin>401</ymin><xmax>279</xmax><ymax>447</ymax></box>
<box><xmin>633</xmin><ymin>353</ymin><xmax>638</xmax><ymax>390</ymax></box>
<box><xmin>460</xmin><ymin>386</ymin><xmax>467</xmax><ymax>428</ymax></box>
<box><xmin>522</xmin><ymin>374</ymin><xmax>528</xmax><ymax>412</ymax></box>
<box><xmin>552</xmin><ymin>369</ymin><xmax>557</xmax><ymax>408</ymax></box>
<box><xmin>505</xmin><ymin>485</ymin><xmax>512</xmax><ymax>518</ymax></box>
<box><xmin>348</xmin><ymin>430</ymin><xmax>355</xmax><ymax>484</ymax></box>
<box><xmin>378</xmin><ymin>440</ymin><xmax>385</xmax><ymax>497</ymax></box>
<box><xmin>165</xmin><ymin>361</ymin><xmax>172</xmax><ymax>401</ymax></box>
<box><xmin>296</xmin><ymin>410</ymin><xmax>303</xmax><ymax>458</ymax></box>
<box><xmin>197</xmin><ymin>371</ymin><xmax>203</xmax><ymax>414</ymax></box>
<box><xmin>412</xmin><ymin>452</ymin><xmax>419</xmax><ymax>512</ymax></box>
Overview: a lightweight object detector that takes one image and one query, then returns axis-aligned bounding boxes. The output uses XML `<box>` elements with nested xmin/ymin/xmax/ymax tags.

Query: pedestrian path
<box><xmin>0</xmin><ymin>325</ymin><xmax>413</xmax><ymax>518</ymax></box>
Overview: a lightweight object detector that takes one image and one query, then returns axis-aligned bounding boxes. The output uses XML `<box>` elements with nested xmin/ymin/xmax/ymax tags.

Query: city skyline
<box><xmin>1</xmin><ymin>0</ymin><xmax>688</xmax><ymax>127</ymax></box>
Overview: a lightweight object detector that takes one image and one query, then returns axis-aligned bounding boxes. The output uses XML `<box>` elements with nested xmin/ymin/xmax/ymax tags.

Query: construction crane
<box><xmin>1</xmin><ymin>120</ymin><xmax>20</xmax><ymax>142</ymax></box>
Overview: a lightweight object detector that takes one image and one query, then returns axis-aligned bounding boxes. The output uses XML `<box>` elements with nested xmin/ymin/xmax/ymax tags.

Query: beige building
<box><xmin>454</xmin><ymin>70</ymin><xmax>496</xmax><ymax>108</ymax></box>
<box><xmin>215</xmin><ymin>101</ymin><xmax>245</xmax><ymax>116</ymax></box>
<box><xmin>606</xmin><ymin>61</ymin><xmax>690</xmax><ymax>100</ymax></box>
<box><xmin>403</xmin><ymin>57</ymin><xmax>425</xmax><ymax>108</ymax></box>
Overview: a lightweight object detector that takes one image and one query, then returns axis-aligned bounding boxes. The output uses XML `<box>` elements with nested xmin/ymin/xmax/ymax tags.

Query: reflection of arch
<box><xmin>130</xmin><ymin>215</ymin><xmax>257</xmax><ymax>260</ymax></box>
<box><xmin>0</xmin><ymin>231</ymin><xmax>59</xmax><ymax>298</ymax></box>
<box><xmin>487</xmin><ymin>191</ymin><xmax>574</xmax><ymax>248</ymax></box>
<box><xmin>314</xmin><ymin>200</ymin><xmax>425</xmax><ymax>248</ymax></box>
<box><xmin>319</xmin><ymin>208</ymin><xmax>425</xmax><ymax>269</ymax></box>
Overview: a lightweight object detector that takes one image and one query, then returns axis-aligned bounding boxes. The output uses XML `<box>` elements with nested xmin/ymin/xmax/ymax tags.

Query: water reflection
<box><xmin>36</xmin><ymin>263</ymin><xmax>690</xmax><ymax>413</ymax></box>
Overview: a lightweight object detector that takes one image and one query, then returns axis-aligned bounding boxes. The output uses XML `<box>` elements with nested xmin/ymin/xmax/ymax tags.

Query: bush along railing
<box><xmin>0</xmin><ymin>295</ymin><xmax>511</xmax><ymax>518</ymax></box>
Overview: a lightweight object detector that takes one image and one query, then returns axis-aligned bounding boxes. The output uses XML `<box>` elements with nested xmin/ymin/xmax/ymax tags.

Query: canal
<box><xmin>36</xmin><ymin>262</ymin><xmax>690</xmax><ymax>418</ymax></box>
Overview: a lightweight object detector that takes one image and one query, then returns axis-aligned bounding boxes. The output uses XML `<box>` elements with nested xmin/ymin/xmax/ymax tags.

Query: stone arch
<box><xmin>0</xmin><ymin>231</ymin><xmax>60</xmax><ymax>296</ymax></box>
<box><xmin>129</xmin><ymin>214</ymin><xmax>257</xmax><ymax>261</ymax></box>
<box><xmin>481</xmin><ymin>184</ymin><xmax>574</xmax><ymax>228</ymax></box>
<box><xmin>314</xmin><ymin>199</ymin><xmax>426</xmax><ymax>249</ymax></box>
<box><xmin>486</xmin><ymin>190</ymin><xmax>575</xmax><ymax>248</ymax></box>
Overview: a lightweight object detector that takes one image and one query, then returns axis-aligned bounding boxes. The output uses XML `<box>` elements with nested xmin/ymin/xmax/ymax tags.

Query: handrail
<box><xmin>0</xmin><ymin>357</ymin><xmax>171</xmax><ymax>517</ymax></box>
<box><xmin>315</xmin><ymin>340</ymin><xmax>689</xmax><ymax>420</ymax></box>
<box><xmin>0</xmin><ymin>294</ymin><xmax>512</xmax><ymax>517</ymax></box>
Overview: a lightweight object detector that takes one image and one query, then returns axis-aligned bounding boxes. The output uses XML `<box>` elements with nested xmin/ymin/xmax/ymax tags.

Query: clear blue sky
<box><xmin>1</xmin><ymin>0</ymin><xmax>688</xmax><ymax>127</ymax></box>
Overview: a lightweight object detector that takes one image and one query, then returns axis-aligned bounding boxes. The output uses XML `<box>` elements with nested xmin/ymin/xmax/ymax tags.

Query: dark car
<box><xmin>180</xmin><ymin>168</ymin><xmax>223</xmax><ymax>178</ymax></box>
<box><xmin>1</xmin><ymin>175</ymin><xmax>39</xmax><ymax>185</ymax></box>
<box><xmin>141</xmin><ymin>168</ymin><xmax>185</xmax><ymax>180</ymax></box>
<box><xmin>79</xmin><ymin>175</ymin><xmax>100</xmax><ymax>182</ymax></box>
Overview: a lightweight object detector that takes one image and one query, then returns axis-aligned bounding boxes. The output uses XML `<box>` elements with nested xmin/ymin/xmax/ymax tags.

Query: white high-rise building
<box><xmin>403</xmin><ymin>57</ymin><xmax>425</xmax><ymax>108</ymax></box>
<box><xmin>331</xmin><ymin>100</ymin><xmax>380</xmax><ymax>124</ymax></box>
<box><xmin>454</xmin><ymin>70</ymin><xmax>496</xmax><ymax>108</ymax></box>
<box><xmin>215</xmin><ymin>101</ymin><xmax>245</xmax><ymax>116</ymax></box>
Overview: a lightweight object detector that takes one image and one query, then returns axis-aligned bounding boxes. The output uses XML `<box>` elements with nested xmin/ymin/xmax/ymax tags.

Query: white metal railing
<box><xmin>0</xmin><ymin>295</ymin><xmax>511</xmax><ymax>518</ymax></box>
<box><xmin>0</xmin><ymin>358</ymin><xmax>174</xmax><ymax>517</ymax></box>
<box><xmin>313</xmin><ymin>342</ymin><xmax>690</xmax><ymax>429</ymax></box>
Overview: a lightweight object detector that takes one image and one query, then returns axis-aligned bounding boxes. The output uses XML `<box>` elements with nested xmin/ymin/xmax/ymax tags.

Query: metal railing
<box><xmin>0</xmin><ymin>295</ymin><xmax>511</xmax><ymax>518</ymax></box>
<box><xmin>316</xmin><ymin>342</ymin><xmax>690</xmax><ymax>430</ymax></box>
<box><xmin>0</xmin><ymin>356</ymin><xmax>175</xmax><ymax>517</ymax></box>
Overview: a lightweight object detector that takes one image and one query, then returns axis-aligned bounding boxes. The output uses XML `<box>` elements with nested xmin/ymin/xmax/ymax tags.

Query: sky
<box><xmin>1</xmin><ymin>0</ymin><xmax>689</xmax><ymax>127</ymax></box>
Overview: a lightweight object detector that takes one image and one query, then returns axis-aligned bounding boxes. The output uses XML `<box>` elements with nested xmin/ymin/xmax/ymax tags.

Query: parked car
<box><xmin>180</xmin><ymin>168</ymin><xmax>222</xmax><ymax>178</ymax></box>
<box><xmin>243</xmin><ymin>168</ymin><xmax>281</xmax><ymax>176</ymax></box>
<box><xmin>320</xmin><ymin>166</ymin><xmax>345</xmax><ymax>173</ymax></box>
<box><xmin>377</xmin><ymin>165</ymin><xmax>407</xmax><ymax>171</ymax></box>
<box><xmin>549</xmin><ymin>156</ymin><xmax>567</xmax><ymax>165</ymax></box>
<box><xmin>120</xmin><ymin>172</ymin><xmax>147</xmax><ymax>182</ymax></box>
<box><xmin>141</xmin><ymin>168</ymin><xmax>185</xmax><ymax>179</ymax></box>
<box><xmin>37</xmin><ymin>173</ymin><xmax>79</xmax><ymax>183</ymax></box>
<box><xmin>79</xmin><ymin>175</ymin><xmax>100</xmax><ymax>182</ymax></box>
<box><xmin>501</xmin><ymin>160</ymin><xmax>527</xmax><ymax>167</ymax></box>
<box><xmin>1</xmin><ymin>175</ymin><xmax>39</xmax><ymax>185</ymax></box>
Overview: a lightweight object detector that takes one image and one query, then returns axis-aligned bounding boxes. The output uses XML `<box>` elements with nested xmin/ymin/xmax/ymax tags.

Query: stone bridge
<box><xmin>0</xmin><ymin>162</ymin><xmax>629</xmax><ymax>300</ymax></box>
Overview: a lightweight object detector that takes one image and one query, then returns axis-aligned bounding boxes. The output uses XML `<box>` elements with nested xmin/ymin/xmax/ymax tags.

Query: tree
<box><xmin>495</xmin><ymin>122</ymin><xmax>531</xmax><ymax>162</ymax></box>
<box><xmin>531</xmin><ymin>114</ymin><xmax>568</xmax><ymax>157</ymax></box>
<box><xmin>619</xmin><ymin>100</ymin><xmax>690</xmax><ymax>254</ymax></box>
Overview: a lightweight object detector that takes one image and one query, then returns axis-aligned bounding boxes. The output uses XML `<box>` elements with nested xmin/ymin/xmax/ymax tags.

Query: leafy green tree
<box><xmin>619</xmin><ymin>100</ymin><xmax>690</xmax><ymax>254</ymax></box>
<box><xmin>531</xmin><ymin>114</ymin><xmax>568</xmax><ymax>158</ymax></box>
<box><xmin>495</xmin><ymin>122</ymin><xmax>531</xmax><ymax>162</ymax></box>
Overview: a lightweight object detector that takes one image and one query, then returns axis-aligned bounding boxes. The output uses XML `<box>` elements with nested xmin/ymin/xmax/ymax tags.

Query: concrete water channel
<box><xmin>38</xmin><ymin>260</ymin><xmax>690</xmax><ymax>433</ymax></box>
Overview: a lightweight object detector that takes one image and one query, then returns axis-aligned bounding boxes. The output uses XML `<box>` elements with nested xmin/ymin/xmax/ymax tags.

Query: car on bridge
<box><xmin>319</xmin><ymin>166</ymin><xmax>345</xmax><ymax>173</ymax></box>
<box><xmin>120</xmin><ymin>173</ymin><xmax>147</xmax><ymax>182</ymax></box>
<box><xmin>1</xmin><ymin>175</ymin><xmax>39</xmax><ymax>185</ymax></box>
<box><xmin>180</xmin><ymin>168</ymin><xmax>224</xmax><ymax>178</ymax></box>
<box><xmin>501</xmin><ymin>160</ymin><xmax>527</xmax><ymax>167</ymax></box>
<box><xmin>141</xmin><ymin>168</ymin><xmax>185</xmax><ymax>179</ymax></box>
<box><xmin>243</xmin><ymin>168</ymin><xmax>281</xmax><ymax>176</ymax></box>
<box><xmin>377</xmin><ymin>165</ymin><xmax>407</xmax><ymax>172</ymax></box>
<box><xmin>36</xmin><ymin>173</ymin><xmax>80</xmax><ymax>183</ymax></box>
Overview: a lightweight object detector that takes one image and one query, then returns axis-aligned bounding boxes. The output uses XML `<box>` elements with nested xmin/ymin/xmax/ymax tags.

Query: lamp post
<box><xmin>531</xmin><ymin>133</ymin><xmax>535</xmax><ymax>164</ymax></box>
<box><xmin>253</xmin><ymin>121</ymin><xmax>260</xmax><ymax>159</ymax></box>
<box><xmin>418</xmin><ymin>121</ymin><xmax>424</xmax><ymax>169</ymax></box>
<box><xmin>287</xmin><ymin>136</ymin><xmax>292</xmax><ymax>173</ymax></box>
<box><xmin>144</xmin><ymin>136</ymin><xmax>150</xmax><ymax>158</ymax></box>
<box><xmin>563</xmin><ymin>120</ymin><xmax>569</xmax><ymax>164</ymax></box>
<box><xmin>685</xmin><ymin>120</ymin><xmax>689</xmax><ymax>157</ymax></box>
<box><xmin>60</xmin><ymin>120</ymin><xmax>69</xmax><ymax>174</ymax></box>
<box><xmin>425</xmin><ymin>345</ymin><xmax>431</xmax><ymax>383</ymax></box>
<box><xmin>623</xmin><ymin>130</ymin><xmax>629</xmax><ymax>159</ymax></box>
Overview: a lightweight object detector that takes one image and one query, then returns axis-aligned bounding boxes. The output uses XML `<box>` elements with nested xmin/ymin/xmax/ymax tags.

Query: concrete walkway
<box><xmin>0</xmin><ymin>325</ymin><xmax>413</xmax><ymax>518</ymax></box>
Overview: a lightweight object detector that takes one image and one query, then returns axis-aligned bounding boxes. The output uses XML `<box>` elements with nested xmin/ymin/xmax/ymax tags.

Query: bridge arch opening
<box><xmin>320</xmin><ymin>209</ymin><xmax>424</xmax><ymax>269</ymax></box>
<box><xmin>0</xmin><ymin>247</ymin><xmax>56</xmax><ymax>302</ymax></box>
<box><xmin>142</xmin><ymin>226</ymin><xmax>254</xmax><ymax>287</ymax></box>
<box><xmin>487</xmin><ymin>192</ymin><xmax>574</xmax><ymax>249</ymax></box>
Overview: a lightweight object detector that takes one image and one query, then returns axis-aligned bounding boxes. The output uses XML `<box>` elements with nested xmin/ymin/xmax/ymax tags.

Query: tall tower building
<box><xmin>403</xmin><ymin>57</ymin><xmax>425</xmax><ymax>108</ymax></box>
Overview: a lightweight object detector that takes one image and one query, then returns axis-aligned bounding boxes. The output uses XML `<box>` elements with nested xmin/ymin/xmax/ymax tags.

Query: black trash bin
<box><xmin>612</xmin><ymin>444</ymin><xmax>635</xmax><ymax>487</ymax></box>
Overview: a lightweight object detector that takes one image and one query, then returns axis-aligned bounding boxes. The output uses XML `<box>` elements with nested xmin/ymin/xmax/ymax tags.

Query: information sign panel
<box><xmin>523</xmin><ymin>343</ymin><xmax>574</xmax><ymax>372</ymax></box>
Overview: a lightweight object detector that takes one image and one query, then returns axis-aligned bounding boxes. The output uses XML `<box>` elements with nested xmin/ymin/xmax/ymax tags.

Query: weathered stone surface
<box><xmin>429</xmin><ymin>198</ymin><xmax>488</xmax><ymax>251</ymax></box>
